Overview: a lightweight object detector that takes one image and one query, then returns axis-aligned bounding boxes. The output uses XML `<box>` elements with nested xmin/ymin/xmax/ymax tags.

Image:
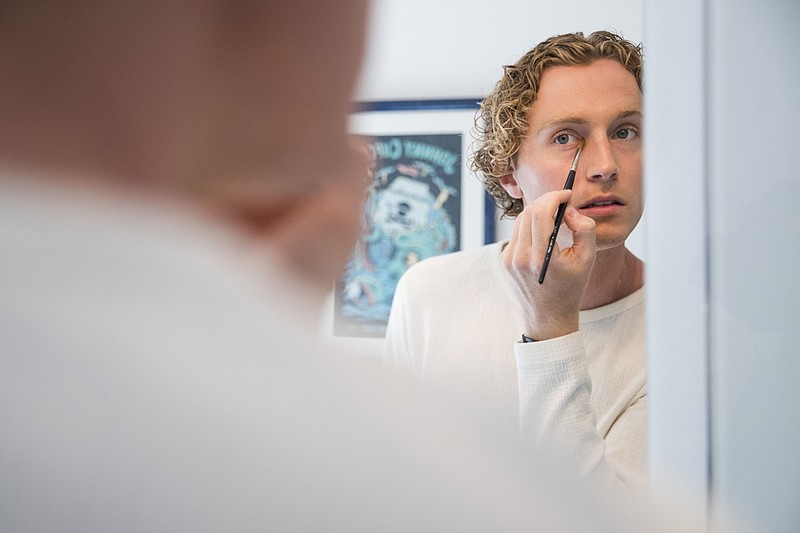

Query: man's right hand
<box><xmin>500</xmin><ymin>189</ymin><xmax>596</xmax><ymax>340</ymax></box>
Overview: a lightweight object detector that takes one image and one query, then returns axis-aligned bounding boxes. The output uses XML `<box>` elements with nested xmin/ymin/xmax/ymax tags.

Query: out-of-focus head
<box><xmin>0</xmin><ymin>0</ymin><xmax>368</xmax><ymax>195</ymax></box>
<box><xmin>472</xmin><ymin>30</ymin><xmax>643</xmax><ymax>218</ymax></box>
<box><xmin>0</xmin><ymin>0</ymin><xmax>371</xmax><ymax>288</ymax></box>
<box><xmin>192</xmin><ymin>1</ymin><xmax>371</xmax><ymax>206</ymax></box>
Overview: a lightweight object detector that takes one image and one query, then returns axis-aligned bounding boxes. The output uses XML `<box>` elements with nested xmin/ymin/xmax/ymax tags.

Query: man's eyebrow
<box><xmin>534</xmin><ymin>109</ymin><xmax>642</xmax><ymax>135</ymax></box>
<box><xmin>534</xmin><ymin>116</ymin><xmax>587</xmax><ymax>135</ymax></box>
<box><xmin>612</xmin><ymin>109</ymin><xmax>642</xmax><ymax>122</ymax></box>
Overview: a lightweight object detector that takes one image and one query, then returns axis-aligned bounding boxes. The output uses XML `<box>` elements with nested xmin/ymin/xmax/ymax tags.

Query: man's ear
<box><xmin>498</xmin><ymin>173</ymin><xmax>523</xmax><ymax>199</ymax></box>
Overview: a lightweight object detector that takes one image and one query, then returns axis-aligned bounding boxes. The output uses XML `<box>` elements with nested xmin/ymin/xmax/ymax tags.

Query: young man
<box><xmin>384</xmin><ymin>31</ymin><xmax>647</xmax><ymax>491</ymax></box>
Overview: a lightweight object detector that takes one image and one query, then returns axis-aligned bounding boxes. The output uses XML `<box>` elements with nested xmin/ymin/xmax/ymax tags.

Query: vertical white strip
<box><xmin>707</xmin><ymin>1</ymin><xmax>800</xmax><ymax>530</ymax></box>
<box><xmin>643</xmin><ymin>0</ymin><xmax>710</xmax><ymax>511</ymax></box>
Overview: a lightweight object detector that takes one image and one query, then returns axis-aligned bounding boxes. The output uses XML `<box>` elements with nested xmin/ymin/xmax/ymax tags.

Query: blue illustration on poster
<box><xmin>335</xmin><ymin>134</ymin><xmax>461</xmax><ymax>337</ymax></box>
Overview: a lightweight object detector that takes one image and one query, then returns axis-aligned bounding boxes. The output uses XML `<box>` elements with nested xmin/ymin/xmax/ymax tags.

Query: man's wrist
<box><xmin>521</xmin><ymin>320</ymin><xmax>579</xmax><ymax>342</ymax></box>
<box><xmin>522</xmin><ymin>313</ymin><xmax>580</xmax><ymax>342</ymax></box>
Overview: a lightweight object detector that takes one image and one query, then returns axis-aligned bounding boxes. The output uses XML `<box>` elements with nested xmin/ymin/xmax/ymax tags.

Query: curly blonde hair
<box><xmin>471</xmin><ymin>30</ymin><xmax>643</xmax><ymax>218</ymax></box>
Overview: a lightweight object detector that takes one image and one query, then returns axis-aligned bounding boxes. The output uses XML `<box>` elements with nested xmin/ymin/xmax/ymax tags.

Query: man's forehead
<box><xmin>537</xmin><ymin>59</ymin><xmax>639</xmax><ymax>89</ymax></box>
<box><xmin>528</xmin><ymin>61</ymin><xmax>642</xmax><ymax>131</ymax></box>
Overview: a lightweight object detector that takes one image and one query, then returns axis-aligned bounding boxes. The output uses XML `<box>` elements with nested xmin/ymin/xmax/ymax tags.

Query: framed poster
<box><xmin>325</xmin><ymin>99</ymin><xmax>492</xmax><ymax>348</ymax></box>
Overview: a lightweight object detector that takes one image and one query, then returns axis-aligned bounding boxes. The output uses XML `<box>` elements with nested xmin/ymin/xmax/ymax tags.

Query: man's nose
<box><xmin>580</xmin><ymin>136</ymin><xmax>618</xmax><ymax>182</ymax></box>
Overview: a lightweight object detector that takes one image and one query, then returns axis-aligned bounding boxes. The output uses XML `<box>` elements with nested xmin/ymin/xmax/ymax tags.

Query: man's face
<box><xmin>500</xmin><ymin>59</ymin><xmax>643</xmax><ymax>251</ymax></box>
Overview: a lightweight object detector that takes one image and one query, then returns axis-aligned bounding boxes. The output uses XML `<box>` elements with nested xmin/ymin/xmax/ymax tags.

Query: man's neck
<box><xmin>580</xmin><ymin>246</ymin><xmax>644</xmax><ymax>310</ymax></box>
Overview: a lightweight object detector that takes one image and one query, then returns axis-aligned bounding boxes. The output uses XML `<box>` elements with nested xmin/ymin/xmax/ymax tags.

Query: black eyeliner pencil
<box><xmin>538</xmin><ymin>140</ymin><xmax>584</xmax><ymax>284</ymax></box>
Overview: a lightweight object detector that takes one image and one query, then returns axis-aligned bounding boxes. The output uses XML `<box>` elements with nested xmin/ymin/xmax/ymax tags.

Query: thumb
<box><xmin>563</xmin><ymin>206</ymin><xmax>596</xmax><ymax>260</ymax></box>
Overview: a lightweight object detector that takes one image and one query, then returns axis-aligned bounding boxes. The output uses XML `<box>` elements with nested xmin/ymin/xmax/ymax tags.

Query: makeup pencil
<box><xmin>538</xmin><ymin>139</ymin><xmax>584</xmax><ymax>284</ymax></box>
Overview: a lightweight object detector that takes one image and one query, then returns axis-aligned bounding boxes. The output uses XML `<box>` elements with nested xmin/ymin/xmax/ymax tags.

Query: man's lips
<box><xmin>578</xmin><ymin>196</ymin><xmax>626</xmax><ymax>209</ymax></box>
<box><xmin>577</xmin><ymin>196</ymin><xmax>626</xmax><ymax>217</ymax></box>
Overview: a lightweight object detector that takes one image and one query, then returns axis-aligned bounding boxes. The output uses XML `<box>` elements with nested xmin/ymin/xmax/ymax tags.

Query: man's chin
<box><xmin>594</xmin><ymin>228</ymin><xmax>633</xmax><ymax>252</ymax></box>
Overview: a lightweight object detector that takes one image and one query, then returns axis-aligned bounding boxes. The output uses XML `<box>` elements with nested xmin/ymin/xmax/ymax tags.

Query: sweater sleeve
<box><xmin>516</xmin><ymin>332</ymin><xmax>647</xmax><ymax>493</ymax></box>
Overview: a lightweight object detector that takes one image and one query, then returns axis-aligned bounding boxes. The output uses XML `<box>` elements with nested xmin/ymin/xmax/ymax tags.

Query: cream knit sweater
<box><xmin>384</xmin><ymin>241</ymin><xmax>647</xmax><ymax>492</ymax></box>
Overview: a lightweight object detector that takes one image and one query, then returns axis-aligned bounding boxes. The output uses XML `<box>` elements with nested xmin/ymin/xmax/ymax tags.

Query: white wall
<box><xmin>356</xmin><ymin>0</ymin><xmax>642</xmax><ymax>101</ymax></box>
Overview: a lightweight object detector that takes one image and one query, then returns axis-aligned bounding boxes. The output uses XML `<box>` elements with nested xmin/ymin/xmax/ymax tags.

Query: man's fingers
<box><xmin>503</xmin><ymin>190</ymin><xmax>582</xmax><ymax>272</ymax></box>
<box><xmin>531</xmin><ymin>189</ymin><xmax>573</xmax><ymax>220</ymax></box>
<box><xmin>503</xmin><ymin>207</ymin><xmax>543</xmax><ymax>277</ymax></box>
<box><xmin>513</xmin><ymin>205</ymin><xmax>531</xmax><ymax>248</ymax></box>
<box><xmin>523</xmin><ymin>189</ymin><xmax>574</xmax><ymax>256</ymax></box>
<box><xmin>563</xmin><ymin>206</ymin><xmax>596</xmax><ymax>261</ymax></box>
<box><xmin>563</xmin><ymin>205</ymin><xmax>595</xmax><ymax>232</ymax></box>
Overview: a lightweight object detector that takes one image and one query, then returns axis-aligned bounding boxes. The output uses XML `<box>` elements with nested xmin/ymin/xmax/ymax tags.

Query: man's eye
<box><xmin>614</xmin><ymin>127</ymin><xmax>638</xmax><ymax>140</ymax></box>
<box><xmin>554</xmin><ymin>133</ymin><xmax>574</xmax><ymax>145</ymax></box>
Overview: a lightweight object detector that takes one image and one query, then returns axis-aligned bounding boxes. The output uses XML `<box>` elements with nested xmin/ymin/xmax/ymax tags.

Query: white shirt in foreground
<box><xmin>0</xmin><ymin>174</ymin><xmax>724</xmax><ymax>532</ymax></box>
<box><xmin>0</xmin><ymin>175</ymin><xmax>691</xmax><ymax>532</ymax></box>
